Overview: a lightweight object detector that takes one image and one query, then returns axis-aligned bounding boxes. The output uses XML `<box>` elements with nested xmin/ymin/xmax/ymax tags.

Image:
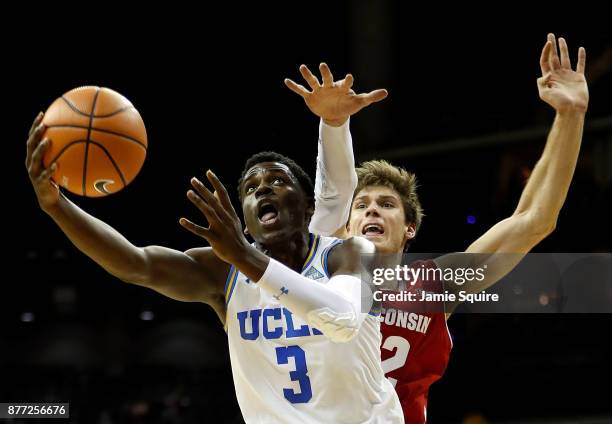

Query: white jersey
<box><xmin>225</xmin><ymin>234</ymin><xmax>404</xmax><ymax>423</ymax></box>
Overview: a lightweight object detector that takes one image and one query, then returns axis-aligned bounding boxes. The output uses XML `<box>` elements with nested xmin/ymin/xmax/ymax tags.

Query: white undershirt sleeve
<box><xmin>308</xmin><ymin>118</ymin><xmax>358</xmax><ymax>236</ymax></box>
<box><xmin>257</xmin><ymin>258</ymin><xmax>363</xmax><ymax>342</ymax></box>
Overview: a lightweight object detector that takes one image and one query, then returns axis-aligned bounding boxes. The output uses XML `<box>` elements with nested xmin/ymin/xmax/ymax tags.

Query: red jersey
<box><xmin>379</xmin><ymin>260</ymin><xmax>452</xmax><ymax>423</ymax></box>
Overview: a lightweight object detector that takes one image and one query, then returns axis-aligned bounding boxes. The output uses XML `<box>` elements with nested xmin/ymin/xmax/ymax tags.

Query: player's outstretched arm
<box><xmin>285</xmin><ymin>63</ymin><xmax>388</xmax><ymax>237</ymax></box>
<box><xmin>437</xmin><ymin>34</ymin><xmax>588</xmax><ymax>307</ymax></box>
<box><xmin>466</xmin><ymin>33</ymin><xmax>587</xmax><ymax>256</ymax></box>
<box><xmin>26</xmin><ymin>113</ymin><xmax>228</xmax><ymax>303</ymax></box>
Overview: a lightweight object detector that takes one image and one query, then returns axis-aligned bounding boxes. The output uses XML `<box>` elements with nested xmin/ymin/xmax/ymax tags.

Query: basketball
<box><xmin>42</xmin><ymin>86</ymin><xmax>147</xmax><ymax>197</ymax></box>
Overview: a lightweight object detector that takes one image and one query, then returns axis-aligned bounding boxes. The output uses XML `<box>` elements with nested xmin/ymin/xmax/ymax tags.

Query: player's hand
<box><xmin>538</xmin><ymin>33</ymin><xmax>589</xmax><ymax>114</ymax></box>
<box><xmin>285</xmin><ymin>63</ymin><xmax>388</xmax><ymax>126</ymax></box>
<box><xmin>180</xmin><ymin>170</ymin><xmax>250</xmax><ymax>265</ymax></box>
<box><xmin>26</xmin><ymin>112</ymin><xmax>60</xmax><ymax>211</ymax></box>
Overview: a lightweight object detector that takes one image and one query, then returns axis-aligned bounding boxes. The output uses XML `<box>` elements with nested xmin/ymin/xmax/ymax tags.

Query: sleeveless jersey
<box><xmin>225</xmin><ymin>234</ymin><xmax>404</xmax><ymax>423</ymax></box>
<box><xmin>380</xmin><ymin>260</ymin><xmax>452</xmax><ymax>423</ymax></box>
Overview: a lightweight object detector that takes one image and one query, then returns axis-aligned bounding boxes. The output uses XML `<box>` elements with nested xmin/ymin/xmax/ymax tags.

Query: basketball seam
<box><xmin>48</xmin><ymin>140</ymin><xmax>88</xmax><ymax>167</ymax></box>
<box><xmin>46</xmin><ymin>140</ymin><xmax>130</xmax><ymax>193</ymax></box>
<box><xmin>83</xmin><ymin>88</ymin><xmax>101</xmax><ymax>196</ymax></box>
<box><xmin>46</xmin><ymin>125</ymin><xmax>147</xmax><ymax>150</ymax></box>
<box><xmin>96</xmin><ymin>106</ymin><xmax>135</xmax><ymax>118</ymax></box>
<box><xmin>88</xmin><ymin>140</ymin><xmax>128</xmax><ymax>188</ymax></box>
<box><xmin>61</xmin><ymin>95</ymin><xmax>135</xmax><ymax>118</ymax></box>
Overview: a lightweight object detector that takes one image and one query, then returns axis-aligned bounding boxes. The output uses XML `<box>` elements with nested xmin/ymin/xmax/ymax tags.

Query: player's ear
<box><xmin>244</xmin><ymin>227</ymin><xmax>249</xmax><ymax>236</ymax></box>
<box><xmin>405</xmin><ymin>223</ymin><xmax>416</xmax><ymax>241</ymax></box>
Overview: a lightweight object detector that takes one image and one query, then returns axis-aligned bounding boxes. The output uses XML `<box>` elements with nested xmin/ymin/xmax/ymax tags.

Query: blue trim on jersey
<box><xmin>368</xmin><ymin>308</ymin><xmax>382</xmax><ymax>317</ymax></box>
<box><xmin>226</xmin><ymin>234</ymin><xmax>319</xmax><ymax>307</ymax></box>
<box><xmin>224</xmin><ymin>265</ymin><xmax>239</xmax><ymax>306</ymax></box>
<box><xmin>301</xmin><ymin>234</ymin><xmax>320</xmax><ymax>272</ymax></box>
<box><xmin>321</xmin><ymin>239</ymin><xmax>343</xmax><ymax>278</ymax></box>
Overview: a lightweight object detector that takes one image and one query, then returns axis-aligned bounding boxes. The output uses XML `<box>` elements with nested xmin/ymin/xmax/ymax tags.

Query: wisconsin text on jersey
<box><xmin>380</xmin><ymin>308</ymin><xmax>431</xmax><ymax>334</ymax></box>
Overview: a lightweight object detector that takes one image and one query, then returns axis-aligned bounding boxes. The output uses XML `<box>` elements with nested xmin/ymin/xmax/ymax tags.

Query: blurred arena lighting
<box><xmin>140</xmin><ymin>310</ymin><xmax>154</xmax><ymax>321</ymax></box>
<box><xmin>467</xmin><ymin>215</ymin><xmax>477</xmax><ymax>224</ymax></box>
<box><xmin>20</xmin><ymin>311</ymin><xmax>35</xmax><ymax>322</ymax></box>
<box><xmin>53</xmin><ymin>249</ymin><xmax>67</xmax><ymax>259</ymax></box>
<box><xmin>53</xmin><ymin>286</ymin><xmax>77</xmax><ymax>314</ymax></box>
<box><xmin>53</xmin><ymin>286</ymin><xmax>76</xmax><ymax>303</ymax></box>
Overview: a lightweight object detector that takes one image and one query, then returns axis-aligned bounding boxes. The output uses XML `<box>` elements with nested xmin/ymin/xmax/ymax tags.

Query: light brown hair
<box><xmin>355</xmin><ymin>159</ymin><xmax>424</xmax><ymax>235</ymax></box>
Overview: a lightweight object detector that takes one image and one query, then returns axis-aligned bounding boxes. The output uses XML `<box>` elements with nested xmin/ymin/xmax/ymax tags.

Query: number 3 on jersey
<box><xmin>381</xmin><ymin>335</ymin><xmax>411</xmax><ymax>387</ymax></box>
<box><xmin>275</xmin><ymin>346</ymin><xmax>312</xmax><ymax>403</ymax></box>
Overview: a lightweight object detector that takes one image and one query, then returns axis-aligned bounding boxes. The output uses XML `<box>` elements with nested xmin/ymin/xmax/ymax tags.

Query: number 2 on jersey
<box><xmin>381</xmin><ymin>335</ymin><xmax>411</xmax><ymax>387</ymax></box>
<box><xmin>275</xmin><ymin>346</ymin><xmax>312</xmax><ymax>403</ymax></box>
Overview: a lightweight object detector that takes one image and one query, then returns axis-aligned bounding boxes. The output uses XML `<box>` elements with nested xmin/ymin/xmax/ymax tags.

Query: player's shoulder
<box><xmin>408</xmin><ymin>258</ymin><xmax>438</xmax><ymax>269</ymax></box>
<box><xmin>326</xmin><ymin>236</ymin><xmax>375</xmax><ymax>275</ymax></box>
<box><xmin>184</xmin><ymin>247</ymin><xmax>231</xmax><ymax>283</ymax></box>
<box><xmin>339</xmin><ymin>235</ymin><xmax>375</xmax><ymax>253</ymax></box>
<box><xmin>184</xmin><ymin>246</ymin><xmax>215</xmax><ymax>262</ymax></box>
<box><xmin>329</xmin><ymin>235</ymin><xmax>375</xmax><ymax>259</ymax></box>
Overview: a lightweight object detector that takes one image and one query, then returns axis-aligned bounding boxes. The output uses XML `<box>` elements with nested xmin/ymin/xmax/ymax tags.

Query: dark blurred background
<box><xmin>3</xmin><ymin>4</ymin><xmax>612</xmax><ymax>423</ymax></box>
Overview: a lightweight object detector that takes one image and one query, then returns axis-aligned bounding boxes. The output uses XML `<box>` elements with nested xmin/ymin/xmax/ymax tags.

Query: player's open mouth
<box><xmin>362</xmin><ymin>223</ymin><xmax>384</xmax><ymax>237</ymax></box>
<box><xmin>258</xmin><ymin>203</ymin><xmax>279</xmax><ymax>226</ymax></box>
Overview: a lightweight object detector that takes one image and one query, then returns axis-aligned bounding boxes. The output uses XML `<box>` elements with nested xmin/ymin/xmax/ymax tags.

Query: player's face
<box><xmin>240</xmin><ymin>162</ymin><xmax>312</xmax><ymax>245</ymax></box>
<box><xmin>347</xmin><ymin>185</ymin><xmax>415</xmax><ymax>254</ymax></box>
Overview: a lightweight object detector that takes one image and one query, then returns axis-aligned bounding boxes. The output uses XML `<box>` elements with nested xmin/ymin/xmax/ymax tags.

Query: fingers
<box><xmin>558</xmin><ymin>37</ymin><xmax>571</xmax><ymax>69</ymax></box>
<box><xmin>179</xmin><ymin>217</ymin><xmax>213</xmax><ymax>241</ymax></box>
<box><xmin>576</xmin><ymin>46</ymin><xmax>586</xmax><ymax>74</ymax></box>
<box><xmin>206</xmin><ymin>170</ymin><xmax>237</xmax><ymax>216</ymax></box>
<box><xmin>38</xmin><ymin>162</ymin><xmax>57</xmax><ymax>182</ymax></box>
<box><xmin>547</xmin><ymin>33</ymin><xmax>561</xmax><ymax>70</ymax></box>
<box><xmin>29</xmin><ymin>138</ymin><xmax>50</xmax><ymax>177</ymax></box>
<box><xmin>536</xmin><ymin>75</ymin><xmax>548</xmax><ymax>91</ymax></box>
<box><xmin>187</xmin><ymin>188</ymin><xmax>223</xmax><ymax>228</ymax></box>
<box><xmin>284</xmin><ymin>78</ymin><xmax>310</xmax><ymax>98</ymax></box>
<box><xmin>191</xmin><ymin>177</ymin><xmax>215</xmax><ymax>202</ymax></box>
<box><xmin>540</xmin><ymin>40</ymin><xmax>552</xmax><ymax>75</ymax></box>
<box><xmin>26</xmin><ymin>122</ymin><xmax>47</xmax><ymax>169</ymax></box>
<box><xmin>299</xmin><ymin>64</ymin><xmax>321</xmax><ymax>90</ymax></box>
<box><xmin>339</xmin><ymin>74</ymin><xmax>354</xmax><ymax>91</ymax></box>
<box><xmin>357</xmin><ymin>89</ymin><xmax>389</xmax><ymax>105</ymax></box>
<box><xmin>29</xmin><ymin>112</ymin><xmax>44</xmax><ymax>137</ymax></box>
<box><xmin>190</xmin><ymin>176</ymin><xmax>234</xmax><ymax>225</ymax></box>
<box><xmin>542</xmin><ymin>34</ymin><xmax>586</xmax><ymax>75</ymax></box>
<box><xmin>319</xmin><ymin>62</ymin><xmax>334</xmax><ymax>87</ymax></box>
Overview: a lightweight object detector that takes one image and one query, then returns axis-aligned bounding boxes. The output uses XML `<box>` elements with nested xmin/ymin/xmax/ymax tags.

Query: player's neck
<box><xmin>257</xmin><ymin>231</ymin><xmax>311</xmax><ymax>272</ymax></box>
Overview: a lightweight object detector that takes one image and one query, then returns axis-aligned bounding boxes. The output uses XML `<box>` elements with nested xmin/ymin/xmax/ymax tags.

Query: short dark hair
<box><xmin>238</xmin><ymin>151</ymin><xmax>314</xmax><ymax>201</ymax></box>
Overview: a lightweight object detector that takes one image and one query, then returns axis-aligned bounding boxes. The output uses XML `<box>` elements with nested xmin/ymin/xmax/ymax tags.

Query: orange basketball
<box><xmin>42</xmin><ymin>86</ymin><xmax>147</xmax><ymax>197</ymax></box>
